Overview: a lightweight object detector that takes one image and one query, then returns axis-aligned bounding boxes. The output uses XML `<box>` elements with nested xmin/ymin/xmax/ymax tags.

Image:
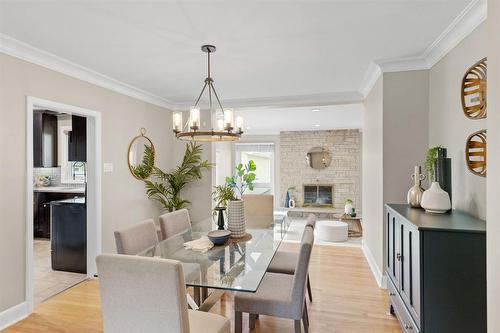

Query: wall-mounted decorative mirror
<box><xmin>306</xmin><ymin>147</ymin><xmax>331</xmax><ymax>169</ymax></box>
<box><xmin>461</xmin><ymin>58</ymin><xmax>487</xmax><ymax>119</ymax></box>
<box><xmin>128</xmin><ymin>128</ymin><xmax>155</xmax><ymax>180</ymax></box>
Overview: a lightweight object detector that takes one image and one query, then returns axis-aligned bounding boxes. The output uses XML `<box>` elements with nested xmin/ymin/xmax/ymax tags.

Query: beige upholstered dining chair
<box><xmin>114</xmin><ymin>219</ymin><xmax>159</xmax><ymax>255</ymax></box>
<box><xmin>267</xmin><ymin>214</ymin><xmax>317</xmax><ymax>302</ymax></box>
<box><xmin>242</xmin><ymin>194</ymin><xmax>274</xmax><ymax>228</ymax></box>
<box><xmin>159</xmin><ymin>209</ymin><xmax>192</xmax><ymax>240</ymax></box>
<box><xmin>96</xmin><ymin>254</ymin><xmax>230</xmax><ymax>333</ymax></box>
<box><xmin>234</xmin><ymin>226</ymin><xmax>314</xmax><ymax>333</ymax></box>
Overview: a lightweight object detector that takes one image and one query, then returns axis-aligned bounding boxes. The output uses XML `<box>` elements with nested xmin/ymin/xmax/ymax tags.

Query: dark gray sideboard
<box><xmin>385</xmin><ymin>204</ymin><xmax>486</xmax><ymax>333</ymax></box>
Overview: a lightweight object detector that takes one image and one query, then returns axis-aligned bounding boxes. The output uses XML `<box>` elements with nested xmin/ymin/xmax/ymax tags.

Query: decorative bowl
<box><xmin>207</xmin><ymin>230</ymin><xmax>231</xmax><ymax>245</ymax></box>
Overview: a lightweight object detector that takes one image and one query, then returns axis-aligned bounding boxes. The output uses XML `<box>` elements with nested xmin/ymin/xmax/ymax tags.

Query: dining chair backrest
<box><xmin>114</xmin><ymin>219</ymin><xmax>159</xmax><ymax>255</ymax></box>
<box><xmin>290</xmin><ymin>227</ymin><xmax>314</xmax><ymax>315</ymax></box>
<box><xmin>159</xmin><ymin>209</ymin><xmax>192</xmax><ymax>240</ymax></box>
<box><xmin>305</xmin><ymin>214</ymin><xmax>317</xmax><ymax>229</ymax></box>
<box><xmin>242</xmin><ymin>194</ymin><xmax>274</xmax><ymax>228</ymax></box>
<box><xmin>96</xmin><ymin>254</ymin><xmax>190</xmax><ymax>333</ymax></box>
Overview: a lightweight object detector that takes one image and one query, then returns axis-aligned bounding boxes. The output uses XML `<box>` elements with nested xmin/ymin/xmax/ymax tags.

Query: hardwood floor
<box><xmin>3</xmin><ymin>244</ymin><xmax>401</xmax><ymax>333</ymax></box>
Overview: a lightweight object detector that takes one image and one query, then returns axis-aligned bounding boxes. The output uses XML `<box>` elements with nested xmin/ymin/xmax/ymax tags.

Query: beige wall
<box><xmin>362</xmin><ymin>76</ymin><xmax>384</xmax><ymax>277</ymax></box>
<box><xmin>362</xmin><ymin>70</ymin><xmax>429</xmax><ymax>284</ymax></box>
<box><xmin>0</xmin><ymin>53</ymin><xmax>176</xmax><ymax>312</ymax></box>
<box><xmin>429</xmin><ymin>23</ymin><xmax>487</xmax><ymax>219</ymax></box>
<box><xmin>383</xmin><ymin>70</ymin><xmax>430</xmax><ymax>205</ymax></box>
<box><xmin>487</xmin><ymin>3</ymin><xmax>500</xmax><ymax>331</ymax></box>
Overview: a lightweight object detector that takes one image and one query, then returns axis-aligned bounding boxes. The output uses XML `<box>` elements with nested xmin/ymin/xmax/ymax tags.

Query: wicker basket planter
<box><xmin>227</xmin><ymin>200</ymin><xmax>246</xmax><ymax>238</ymax></box>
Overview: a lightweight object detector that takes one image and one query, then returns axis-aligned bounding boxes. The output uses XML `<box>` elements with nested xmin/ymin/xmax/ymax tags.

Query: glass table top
<box><xmin>138</xmin><ymin>217</ymin><xmax>286</xmax><ymax>292</ymax></box>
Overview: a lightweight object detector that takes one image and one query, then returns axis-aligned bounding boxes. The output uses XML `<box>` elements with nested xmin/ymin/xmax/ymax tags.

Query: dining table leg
<box><xmin>193</xmin><ymin>286</ymin><xmax>201</xmax><ymax>306</ymax></box>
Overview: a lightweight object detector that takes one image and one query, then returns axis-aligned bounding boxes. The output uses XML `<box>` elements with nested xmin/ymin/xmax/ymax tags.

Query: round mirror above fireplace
<box><xmin>306</xmin><ymin>147</ymin><xmax>331</xmax><ymax>169</ymax></box>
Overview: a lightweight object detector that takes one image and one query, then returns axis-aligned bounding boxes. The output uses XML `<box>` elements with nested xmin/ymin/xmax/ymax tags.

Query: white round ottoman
<box><xmin>317</xmin><ymin>220</ymin><xmax>349</xmax><ymax>242</ymax></box>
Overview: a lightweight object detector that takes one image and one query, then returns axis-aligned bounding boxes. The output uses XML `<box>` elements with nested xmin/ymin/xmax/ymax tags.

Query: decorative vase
<box><xmin>344</xmin><ymin>203</ymin><xmax>353</xmax><ymax>215</ymax></box>
<box><xmin>227</xmin><ymin>200</ymin><xmax>246</xmax><ymax>238</ymax></box>
<box><xmin>421</xmin><ymin>182</ymin><xmax>451</xmax><ymax>214</ymax></box>
<box><xmin>435</xmin><ymin>148</ymin><xmax>452</xmax><ymax>203</ymax></box>
<box><xmin>407</xmin><ymin>165</ymin><xmax>425</xmax><ymax>208</ymax></box>
<box><xmin>284</xmin><ymin>191</ymin><xmax>290</xmax><ymax>208</ymax></box>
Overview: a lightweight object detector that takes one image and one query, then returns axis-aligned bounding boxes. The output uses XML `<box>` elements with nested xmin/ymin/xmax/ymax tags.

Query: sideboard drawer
<box><xmin>388</xmin><ymin>277</ymin><xmax>420</xmax><ymax>333</ymax></box>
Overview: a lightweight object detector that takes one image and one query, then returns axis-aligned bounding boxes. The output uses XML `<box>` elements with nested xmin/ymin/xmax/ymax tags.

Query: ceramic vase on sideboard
<box><xmin>421</xmin><ymin>182</ymin><xmax>451</xmax><ymax>214</ymax></box>
<box><xmin>227</xmin><ymin>200</ymin><xmax>246</xmax><ymax>238</ymax></box>
<box><xmin>407</xmin><ymin>165</ymin><xmax>425</xmax><ymax>208</ymax></box>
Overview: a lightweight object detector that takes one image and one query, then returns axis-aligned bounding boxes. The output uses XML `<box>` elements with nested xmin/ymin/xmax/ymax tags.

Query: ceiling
<box><xmin>235</xmin><ymin>104</ymin><xmax>363</xmax><ymax>135</ymax></box>
<box><xmin>0</xmin><ymin>0</ymin><xmax>477</xmax><ymax>109</ymax></box>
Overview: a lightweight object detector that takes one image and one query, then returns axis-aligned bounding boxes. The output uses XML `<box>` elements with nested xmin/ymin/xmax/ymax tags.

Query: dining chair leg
<box><xmin>249</xmin><ymin>313</ymin><xmax>256</xmax><ymax>329</ymax></box>
<box><xmin>294</xmin><ymin>319</ymin><xmax>302</xmax><ymax>333</ymax></box>
<box><xmin>303</xmin><ymin>310</ymin><xmax>309</xmax><ymax>333</ymax></box>
<box><xmin>235</xmin><ymin>311</ymin><xmax>243</xmax><ymax>333</ymax></box>
<box><xmin>307</xmin><ymin>274</ymin><xmax>313</xmax><ymax>302</ymax></box>
<box><xmin>303</xmin><ymin>301</ymin><xmax>309</xmax><ymax>327</ymax></box>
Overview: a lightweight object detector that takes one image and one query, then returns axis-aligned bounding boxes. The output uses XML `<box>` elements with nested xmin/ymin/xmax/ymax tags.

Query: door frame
<box><xmin>25</xmin><ymin>96</ymin><xmax>102</xmax><ymax>313</ymax></box>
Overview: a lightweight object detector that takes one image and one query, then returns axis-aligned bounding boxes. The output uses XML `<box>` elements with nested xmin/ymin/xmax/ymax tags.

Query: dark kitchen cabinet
<box><xmin>386</xmin><ymin>204</ymin><xmax>486</xmax><ymax>333</ymax></box>
<box><xmin>68</xmin><ymin>115</ymin><xmax>87</xmax><ymax>162</ymax></box>
<box><xmin>33</xmin><ymin>191</ymin><xmax>84</xmax><ymax>239</ymax></box>
<box><xmin>33</xmin><ymin>111</ymin><xmax>58</xmax><ymax>167</ymax></box>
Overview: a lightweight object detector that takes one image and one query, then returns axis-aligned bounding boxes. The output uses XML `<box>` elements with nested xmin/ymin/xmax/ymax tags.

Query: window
<box><xmin>59</xmin><ymin>121</ymin><xmax>85</xmax><ymax>184</ymax></box>
<box><xmin>235</xmin><ymin>143</ymin><xmax>274</xmax><ymax>194</ymax></box>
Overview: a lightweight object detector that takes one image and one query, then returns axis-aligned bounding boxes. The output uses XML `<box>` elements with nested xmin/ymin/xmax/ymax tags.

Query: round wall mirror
<box><xmin>128</xmin><ymin>128</ymin><xmax>155</xmax><ymax>180</ymax></box>
<box><xmin>306</xmin><ymin>147</ymin><xmax>332</xmax><ymax>169</ymax></box>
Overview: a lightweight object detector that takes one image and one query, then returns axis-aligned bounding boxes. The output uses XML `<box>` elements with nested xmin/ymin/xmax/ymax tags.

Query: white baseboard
<box><xmin>0</xmin><ymin>302</ymin><xmax>29</xmax><ymax>330</ymax></box>
<box><xmin>362</xmin><ymin>241</ymin><xmax>387</xmax><ymax>289</ymax></box>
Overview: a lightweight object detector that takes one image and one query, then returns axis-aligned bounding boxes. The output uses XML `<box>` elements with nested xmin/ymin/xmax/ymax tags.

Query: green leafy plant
<box><xmin>131</xmin><ymin>143</ymin><xmax>155</xmax><ymax>180</ymax></box>
<box><xmin>143</xmin><ymin>142</ymin><xmax>212</xmax><ymax>212</ymax></box>
<box><xmin>225</xmin><ymin>160</ymin><xmax>257</xmax><ymax>198</ymax></box>
<box><xmin>425</xmin><ymin>146</ymin><xmax>442</xmax><ymax>182</ymax></box>
<box><xmin>345</xmin><ymin>198</ymin><xmax>353</xmax><ymax>205</ymax></box>
<box><xmin>212</xmin><ymin>184</ymin><xmax>236</xmax><ymax>208</ymax></box>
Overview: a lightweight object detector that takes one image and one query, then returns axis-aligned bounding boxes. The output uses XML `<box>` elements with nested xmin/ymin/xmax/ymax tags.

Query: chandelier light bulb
<box><xmin>235</xmin><ymin>116</ymin><xmax>244</xmax><ymax>132</ymax></box>
<box><xmin>173</xmin><ymin>112</ymin><xmax>183</xmax><ymax>132</ymax></box>
<box><xmin>224</xmin><ymin>109</ymin><xmax>234</xmax><ymax>130</ymax></box>
<box><xmin>190</xmin><ymin>106</ymin><xmax>200</xmax><ymax>129</ymax></box>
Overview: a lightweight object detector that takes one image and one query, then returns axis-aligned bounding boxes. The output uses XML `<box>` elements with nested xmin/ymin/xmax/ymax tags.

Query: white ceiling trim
<box><xmin>359</xmin><ymin>62</ymin><xmax>382</xmax><ymax>98</ymax></box>
<box><xmin>0</xmin><ymin>33</ymin><xmax>176</xmax><ymax>110</ymax></box>
<box><xmin>359</xmin><ymin>0</ymin><xmax>486</xmax><ymax>97</ymax></box>
<box><xmin>193</xmin><ymin>91</ymin><xmax>364</xmax><ymax>111</ymax></box>
<box><xmin>375</xmin><ymin>0</ymin><xmax>486</xmax><ymax>73</ymax></box>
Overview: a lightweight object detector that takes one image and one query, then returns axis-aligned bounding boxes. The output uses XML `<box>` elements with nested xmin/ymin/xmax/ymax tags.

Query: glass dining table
<box><xmin>138</xmin><ymin>215</ymin><xmax>288</xmax><ymax>311</ymax></box>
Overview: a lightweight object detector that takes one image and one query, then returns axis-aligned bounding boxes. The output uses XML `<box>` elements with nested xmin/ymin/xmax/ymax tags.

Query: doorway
<box><xmin>26</xmin><ymin>97</ymin><xmax>102</xmax><ymax>313</ymax></box>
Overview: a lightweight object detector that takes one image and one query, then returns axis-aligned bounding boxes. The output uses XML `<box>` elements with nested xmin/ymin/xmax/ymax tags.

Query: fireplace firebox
<box><xmin>303</xmin><ymin>184</ymin><xmax>333</xmax><ymax>207</ymax></box>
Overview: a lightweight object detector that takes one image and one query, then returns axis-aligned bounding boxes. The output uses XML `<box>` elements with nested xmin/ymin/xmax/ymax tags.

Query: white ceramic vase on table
<box><xmin>421</xmin><ymin>182</ymin><xmax>451</xmax><ymax>213</ymax></box>
<box><xmin>227</xmin><ymin>200</ymin><xmax>246</xmax><ymax>238</ymax></box>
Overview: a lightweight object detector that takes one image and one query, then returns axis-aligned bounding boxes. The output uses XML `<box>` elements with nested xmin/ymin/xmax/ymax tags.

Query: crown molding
<box><xmin>0</xmin><ymin>34</ymin><xmax>176</xmax><ymax>110</ymax></box>
<box><xmin>171</xmin><ymin>91</ymin><xmax>364</xmax><ymax>111</ymax></box>
<box><xmin>374</xmin><ymin>0</ymin><xmax>486</xmax><ymax>74</ymax></box>
<box><xmin>423</xmin><ymin>0</ymin><xmax>487</xmax><ymax>68</ymax></box>
<box><xmin>359</xmin><ymin>61</ymin><xmax>382</xmax><ymax>98</ymax></box>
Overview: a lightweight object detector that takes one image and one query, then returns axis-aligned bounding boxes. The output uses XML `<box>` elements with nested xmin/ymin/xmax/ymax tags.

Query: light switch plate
<box><xmin>103</xmin><ymin>163</ymin><xmax>113</xmax><ymax>173</ymax></box>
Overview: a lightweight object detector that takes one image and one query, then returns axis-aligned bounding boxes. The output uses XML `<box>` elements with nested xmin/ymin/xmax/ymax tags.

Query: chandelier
<box><xmin>172</xmin><ymin>45</ymin><xmax>243</xmax><ymax>142</ymax></box>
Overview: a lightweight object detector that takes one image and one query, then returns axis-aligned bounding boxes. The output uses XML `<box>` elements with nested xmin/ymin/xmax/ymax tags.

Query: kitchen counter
<box><xmin>51</xmin><ymin>197</ymin><xmax>86</xmax><ymax>205</ymax></box>
<box><xmin>34</xmin><ymin>186</ymin><xmax>85</xmax><ymax>194</ymax></box>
